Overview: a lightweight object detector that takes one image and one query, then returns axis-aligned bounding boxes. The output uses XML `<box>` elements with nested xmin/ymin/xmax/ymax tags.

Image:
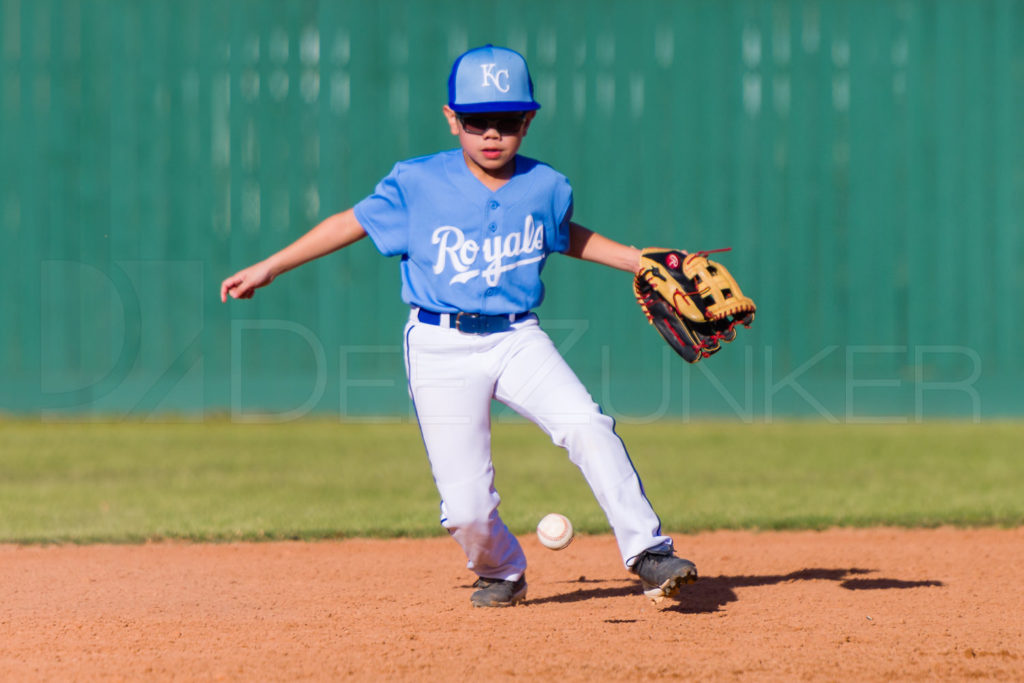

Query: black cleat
<box><xmin>470</xmin><ymin>575</ymin><xmax>527</xmax><ymax>607</ymax></box>
<box><xmin>632</xmin><ymin>550</ymin><xmax>698</xmax><ymax>602</ymax></box>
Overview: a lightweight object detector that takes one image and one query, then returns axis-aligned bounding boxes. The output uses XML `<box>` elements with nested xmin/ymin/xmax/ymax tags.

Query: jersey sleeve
<box><xmin>548</xmin><ymin>176</ymin><xmax>574</xmax><ymax>254</ymax></box>
<box><xmin>352</xmin><ymin>164</ymin><xmax>409</xmax><ymax>257</ymax></box>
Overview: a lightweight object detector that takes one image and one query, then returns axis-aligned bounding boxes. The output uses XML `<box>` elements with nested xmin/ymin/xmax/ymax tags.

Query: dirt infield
<box><xmin>1</xmin><ymin>528</ymin><xmax>1021</xmax><ymax>681</ymax></box>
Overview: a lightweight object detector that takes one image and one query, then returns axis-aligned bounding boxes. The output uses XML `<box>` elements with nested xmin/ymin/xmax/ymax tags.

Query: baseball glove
<box><xmin>633</xmin><ymin>247</ymin><xmax>756</xmax><ymax>363</ymax></box>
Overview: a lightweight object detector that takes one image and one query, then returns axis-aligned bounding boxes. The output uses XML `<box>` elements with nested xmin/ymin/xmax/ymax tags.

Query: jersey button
<box><xmin>489</xmin><ymin>200</ymin><xmax>500</xmax><ymax>210</ymax></box>
<box><xmin>488</xmin><ymin>223</ymin><xmax>497</xmax><ymax>232</ymax></box>
<box><xmin>485</xmin><ymin>287</ymin><xmax>497</xmax><ymax>296</ymax></box>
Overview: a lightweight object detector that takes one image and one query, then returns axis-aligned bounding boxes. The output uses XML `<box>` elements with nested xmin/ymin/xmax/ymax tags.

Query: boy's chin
<box><xmin>474</xmin><ymin>156</ymin><xmax>514</xmax><ymax>172</ymax></box>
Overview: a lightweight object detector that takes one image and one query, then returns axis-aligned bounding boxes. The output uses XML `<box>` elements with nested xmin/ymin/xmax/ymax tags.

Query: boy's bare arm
<box><xmin>565</xmin><ymin>222</ymin><xmax>642</xmax><ymax>273</ymax></box>
<box><xmin>220</xmin><ymin>208</ymin><xmax>368</xmax><ymax>302</ymax></box>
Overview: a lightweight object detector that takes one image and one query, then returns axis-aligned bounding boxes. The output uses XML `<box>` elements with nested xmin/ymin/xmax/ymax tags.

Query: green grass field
<box><xmin>1</xmin><ymin>420</ymin><xmax>1021</xmax><ymax>543</ymax></box>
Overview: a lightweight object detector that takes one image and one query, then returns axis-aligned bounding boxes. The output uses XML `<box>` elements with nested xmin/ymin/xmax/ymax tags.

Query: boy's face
<box><xmin>443</xmin><ymin>106</ymin><xmax>535</xmax><ymax>179</ymax></box>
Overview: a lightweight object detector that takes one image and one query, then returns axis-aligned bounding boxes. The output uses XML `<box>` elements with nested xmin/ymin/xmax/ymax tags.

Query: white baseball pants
<box><xmin>403</xmin><ymin>310</ymin><xmax>672</xmax><ymax>581</ymax></box>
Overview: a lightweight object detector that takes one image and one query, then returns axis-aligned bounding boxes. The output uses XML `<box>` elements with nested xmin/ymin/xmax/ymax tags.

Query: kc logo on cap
<box><xmin>480</xmin><ymin>63</ymin><xmax>511</xmax><ymax>93</ymax></box>
<box><xmin>448</xmin><ymin>45</ymin><xmax>541</xmax><ymax>113</ymax></box>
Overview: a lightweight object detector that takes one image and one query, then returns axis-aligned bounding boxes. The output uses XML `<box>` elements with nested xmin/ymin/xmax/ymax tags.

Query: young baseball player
<box><xmin>221</xmin><ymin>45</ymin><xmax>697</xmax><ymax>607</ymax></box>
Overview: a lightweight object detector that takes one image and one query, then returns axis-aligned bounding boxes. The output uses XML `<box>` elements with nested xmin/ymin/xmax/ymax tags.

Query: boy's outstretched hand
<box><xmin>220</xmin><ymin>262</ymin><xmax>275</xmax><ymax>302</ymax></box>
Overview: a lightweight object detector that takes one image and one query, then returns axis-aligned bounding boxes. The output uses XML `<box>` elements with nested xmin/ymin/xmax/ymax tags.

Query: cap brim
<box><xmin>450</xmin><ymin>101</ymin><xmax>541</xmax><ymax>113</ymax></box>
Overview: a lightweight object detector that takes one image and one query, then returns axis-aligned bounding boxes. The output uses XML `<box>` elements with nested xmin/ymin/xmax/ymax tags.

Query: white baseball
<box><xmin>536</xmin><ymin>513</ymin><xmax>574</xmax><ymax>550</ymax></box>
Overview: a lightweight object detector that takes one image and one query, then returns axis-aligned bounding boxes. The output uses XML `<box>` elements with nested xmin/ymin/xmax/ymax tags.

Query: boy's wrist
<box><xmin>614</xmin><ymin>248</ymin><xmax>638</xmax><ymax>274</ymax></box>
<box><xmin>262</xmin><ymin>256</ymin><xmax>284</xmax><ymax>279</ymax></box>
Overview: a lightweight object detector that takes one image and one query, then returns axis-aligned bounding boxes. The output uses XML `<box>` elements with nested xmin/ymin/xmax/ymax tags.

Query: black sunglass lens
<box><xmin>460</xmin><ymin>116</ymin><xmax>523</xmax><ymax>135</ymax></box>
<box><xmin>496</xmin><ymin>119</ymin><xmax>523</xmax><ymax>134</ymax></box>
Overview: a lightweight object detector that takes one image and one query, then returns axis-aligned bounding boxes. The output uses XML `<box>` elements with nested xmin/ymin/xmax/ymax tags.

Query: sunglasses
<box><xmin>457</xmin><ymin>113</ymin><xmax>526</xmax><ymax>136</ymax></box>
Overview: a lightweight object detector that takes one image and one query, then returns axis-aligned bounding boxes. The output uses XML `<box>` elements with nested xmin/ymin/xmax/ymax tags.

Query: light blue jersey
<box><xmin>354</xmin><ymin>149</ymin><xmax>573</xmax><ymax>315</ymax></box>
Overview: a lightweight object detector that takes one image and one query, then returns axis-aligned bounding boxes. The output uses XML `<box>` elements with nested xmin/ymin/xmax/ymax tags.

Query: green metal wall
<box><xmin>2</xmin><ymin>0</ymin><xmax>1021</xmax><ymax>420</ymax></box>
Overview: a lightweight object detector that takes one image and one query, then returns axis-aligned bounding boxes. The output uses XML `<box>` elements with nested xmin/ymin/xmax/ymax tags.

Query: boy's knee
<box><xmin>439</xmin><ymin>480</ymin><xmax>501</xmax><ymax>532</ymax></box>
<box><xmin>551</xmin><ymin>410</ymin><xmax>619</xmax><ymax>452</ymax></box>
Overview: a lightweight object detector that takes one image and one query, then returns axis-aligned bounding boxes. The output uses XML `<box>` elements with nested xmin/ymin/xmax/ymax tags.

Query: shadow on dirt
<box><xmin>522</xmin><ymin>579</ymin><xmax>638</xmax><ymax>605</ymax></box>
<box><xmin>666</xmin><ymin>567</ymin><xmax>945</xmax><ymax>614</ymax></box>
<box><xmin>527</xmin><ymin>568</ymin><xmax>944</xmax><ymax>612</ymax></box>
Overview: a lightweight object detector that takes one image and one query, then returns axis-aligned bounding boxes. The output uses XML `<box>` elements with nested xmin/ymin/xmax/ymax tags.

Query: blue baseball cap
<box><xmin>448</xmin><ymin>45</ymin><xmax>541</xmax><ymax>113</ymax></box>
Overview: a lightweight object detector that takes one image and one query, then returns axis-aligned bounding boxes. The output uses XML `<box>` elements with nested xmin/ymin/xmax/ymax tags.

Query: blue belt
<box><xmin>416</xmin><ymin>308</ymin><xmax>530</xmax><ymax>334</ymax></box>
